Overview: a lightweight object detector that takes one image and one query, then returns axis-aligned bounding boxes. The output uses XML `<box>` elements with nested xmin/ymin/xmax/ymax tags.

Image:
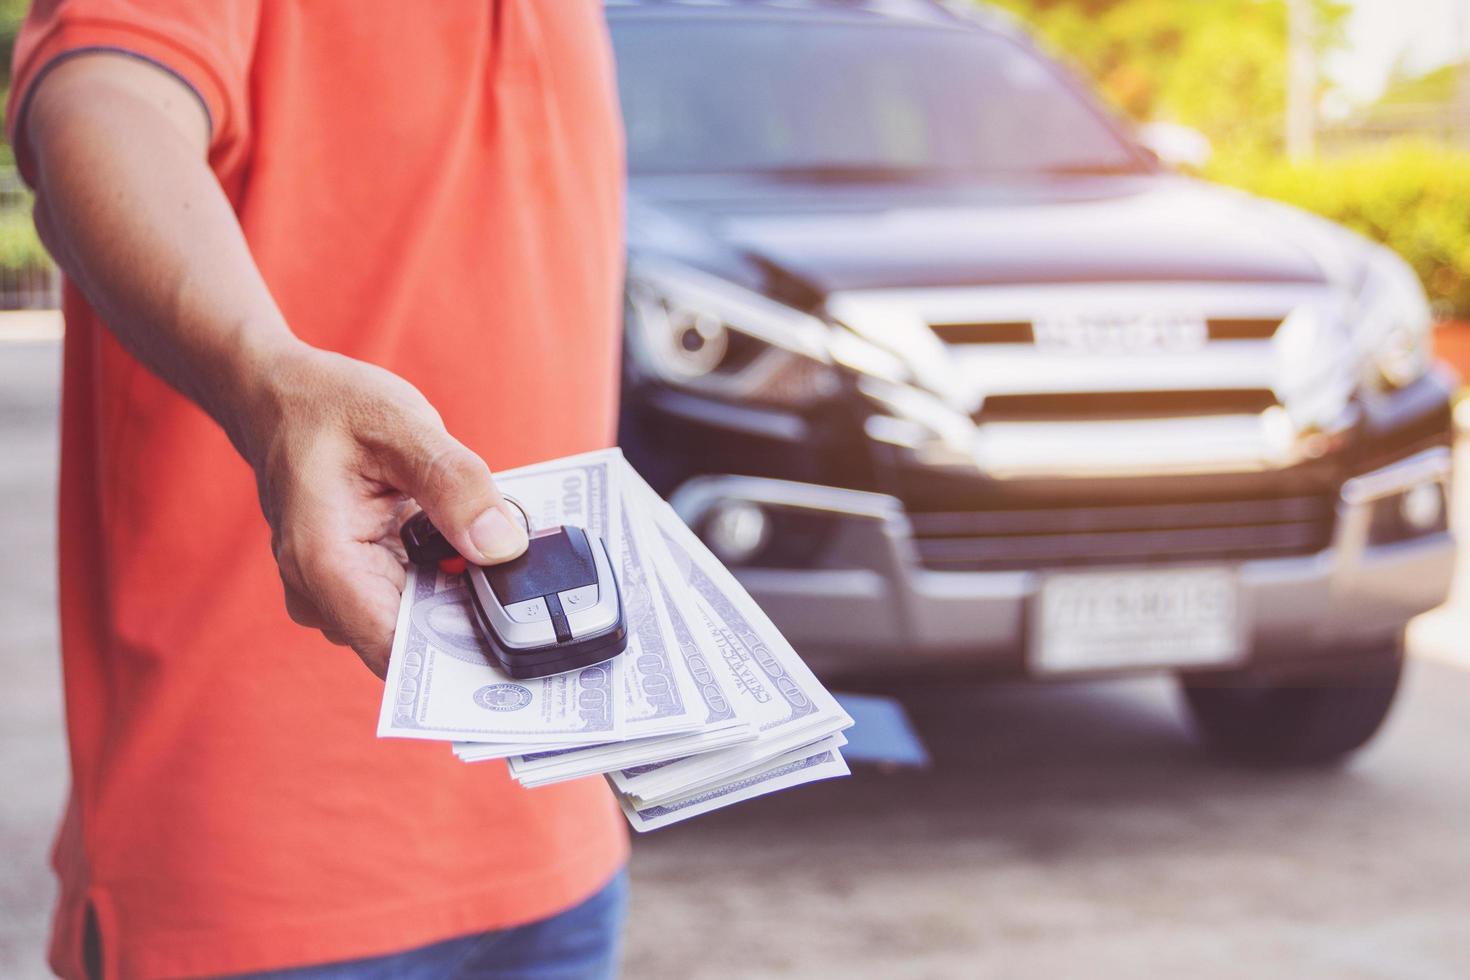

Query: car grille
<box><xmin>907</xmin><ymin>494</ymin><xmax>1335</xmax><ymax>571</ymax></box>
<box><xmin>929</xmin><ymin>317</ymin><xmax>1282</xmax><ymax>344</ymax></box>
<box><xmin>976</xmin><ymin>389</ymin><xmax>1280</xmax><ymax>421</ymax></box>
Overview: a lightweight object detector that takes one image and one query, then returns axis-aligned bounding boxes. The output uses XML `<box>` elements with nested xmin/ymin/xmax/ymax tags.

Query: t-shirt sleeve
<box><xmin>5</xmin><ymin>0</ymin><xmax>262</xmax><ymax>181</ymax></box>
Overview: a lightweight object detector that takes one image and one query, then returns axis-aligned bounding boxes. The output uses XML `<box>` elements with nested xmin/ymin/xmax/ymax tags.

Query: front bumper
<box><xmin>669</xmin><ymin>447</ymin><xmax>1457</xmax><ymax>678</ymax></box>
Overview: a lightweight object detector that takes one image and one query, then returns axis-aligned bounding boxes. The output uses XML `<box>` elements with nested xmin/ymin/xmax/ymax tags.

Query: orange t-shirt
<box><xmin>7</xmin><ymin>2</ymin><xmax>629</xmax><ymax>977</ymax></box>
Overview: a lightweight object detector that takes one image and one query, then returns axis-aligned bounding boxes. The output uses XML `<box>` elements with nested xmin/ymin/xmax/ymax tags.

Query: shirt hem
<box><xmin>109</xmin><ymin>834</ymin><xmax>629</xmax><ymax>979</ymax></box>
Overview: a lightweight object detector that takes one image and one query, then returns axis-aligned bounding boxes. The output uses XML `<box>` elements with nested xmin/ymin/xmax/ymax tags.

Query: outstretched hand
<box><xmin>244</xmin><ymin>346</ymin><xmax>528</xmax><ymax>677</ymax></box>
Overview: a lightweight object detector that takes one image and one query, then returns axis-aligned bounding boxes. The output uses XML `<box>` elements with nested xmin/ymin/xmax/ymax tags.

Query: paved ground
<box><xmin>2</xmin><ymin>335</ymin><xmax>1468</xmax><ymax>979</ymax></box>
<box><xmin>1</xmin><ymin>338</ymin><xmax>69</xmax><ymax>978</ymax></box>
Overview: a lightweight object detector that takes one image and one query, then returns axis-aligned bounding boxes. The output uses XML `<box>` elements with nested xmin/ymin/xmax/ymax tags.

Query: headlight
<box><xmin>1357</xmin><ymin>249</ymin><xmax>1434</xmax><ymax>391</ymax></box>
<box><xmin>625</xmin><ymin>259</ymin><xmax>842</xmax><ymax>409</ymax></box>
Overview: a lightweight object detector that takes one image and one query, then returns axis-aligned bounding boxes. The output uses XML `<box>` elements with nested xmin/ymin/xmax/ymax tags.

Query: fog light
<box><xmin>703</xmin><ymin>500</ymin><xmax>769</xmax><ymax>565</ymax></box>
<box><xmin>1399</xmin><ymin>481</ymin><xmax>1444</xmax><ymax>533</ymax></box>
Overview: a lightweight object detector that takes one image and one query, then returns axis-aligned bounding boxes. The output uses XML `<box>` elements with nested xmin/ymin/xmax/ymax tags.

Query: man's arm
<box><xmin>24</xmin><ymin>53</ymin><xmax>529</xmax><ymax>676</ymax></box>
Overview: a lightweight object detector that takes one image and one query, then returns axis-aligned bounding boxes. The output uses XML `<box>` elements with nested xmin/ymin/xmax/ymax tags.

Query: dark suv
<box><xmin>610</xmin><ymin>0</ymin><xmax>1458</xmax><ymax>765</ymax></box>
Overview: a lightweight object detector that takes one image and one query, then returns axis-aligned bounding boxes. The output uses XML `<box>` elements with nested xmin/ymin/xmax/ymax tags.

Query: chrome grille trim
<box><xmin>828</xmin><ymin>281</ymin><xmax>1355</xmax><ymax>478</ymax></box>
<box><xmin>909</xmin><ymin>494</ymin><xmax>1336</xmax><ymax>571</ymax></box>
<box><xmin>930</xmin><ymin>316</ymin><xmax>1283</xmax><ymax>345</ymax></box>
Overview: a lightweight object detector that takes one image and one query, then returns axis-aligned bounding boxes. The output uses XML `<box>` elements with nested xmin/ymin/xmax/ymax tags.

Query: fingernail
<box><xmin>469</xmin><ymin>507</ymin><xmax>527</xmax><ymax>562</ymax></box>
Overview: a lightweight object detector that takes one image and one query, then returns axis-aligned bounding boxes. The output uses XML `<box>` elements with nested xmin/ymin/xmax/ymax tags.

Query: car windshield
<box><xmin>611</xmin><ymin>18</ymin><xmax>1145</xmax><ymax>179</ymax></box>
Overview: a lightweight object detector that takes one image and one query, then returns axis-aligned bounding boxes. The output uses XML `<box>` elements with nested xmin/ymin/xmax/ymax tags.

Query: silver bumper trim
<box><xmin>669</xmin><ymin>449</ymin><xmax>1457</xmax><ymax>672</ymax></box>
<box><xmin>1340</xmin><ymin>446</ymin><xmax>1453</xmax><ymax>505</ymax></box>
<box><xmin>670</xmin><ymin>477</ymin><xmax>902</xmax><ymax>524</ymax></box>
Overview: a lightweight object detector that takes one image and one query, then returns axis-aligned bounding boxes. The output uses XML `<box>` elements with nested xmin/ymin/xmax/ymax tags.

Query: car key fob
<box><xmin>401</xmin><ymin>511</ymin><xmax>627</xmax><ymax>679</ymax></box>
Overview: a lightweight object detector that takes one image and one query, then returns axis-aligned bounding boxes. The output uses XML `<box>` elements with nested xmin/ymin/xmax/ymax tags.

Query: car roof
<box><xmin>604</xmin><ymin>0</ymin><xmax>1021</xmax><ymax>35</ymax></box>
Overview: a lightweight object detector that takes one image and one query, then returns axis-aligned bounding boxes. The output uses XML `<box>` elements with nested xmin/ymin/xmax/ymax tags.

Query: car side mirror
<box><xmin>1137</xmin><ymin>122</ymin><xmax>1213</xmax><ymax>171</ymax></box>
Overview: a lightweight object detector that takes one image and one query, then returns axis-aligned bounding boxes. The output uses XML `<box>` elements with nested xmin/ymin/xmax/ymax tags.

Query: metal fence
<box><xmin>0</xmin><ymin>167</ymin><xmax>60</xmax><ymax>310</ymax></box>
<box><xmin>1321</xmin><ymin>102</ymin><xmax>1470</xmax><ymax>155</ymax></box>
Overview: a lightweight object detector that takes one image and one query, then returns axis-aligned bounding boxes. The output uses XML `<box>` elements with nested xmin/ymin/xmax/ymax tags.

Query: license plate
<box><xmin>1032</xmin><ymin>312</ymin><xmax>1208</xmax><ymax>354</ymax></box>
<box><xmin>1031</xmin><ymin>566</ymin><xmax>1244</xmax><ymax>675</ymax></box>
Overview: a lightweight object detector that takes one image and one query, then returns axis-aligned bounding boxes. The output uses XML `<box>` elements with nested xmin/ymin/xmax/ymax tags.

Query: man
<box><xmin>7</xmin><ymin>1</ymin><xmax>629</xmax><ymax>977</ymax></box>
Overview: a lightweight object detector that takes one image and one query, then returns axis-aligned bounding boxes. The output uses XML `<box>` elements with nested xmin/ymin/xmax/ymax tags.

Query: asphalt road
<box><xmin>2</xmin><ymin>336</ymin><xmax>1467</xmax><ymax>979</ymax></box>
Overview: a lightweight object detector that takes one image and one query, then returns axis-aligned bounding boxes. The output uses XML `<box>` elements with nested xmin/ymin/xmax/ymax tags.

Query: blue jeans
<box><xmin>229</xmin><ymin>870</ymin><xmax>628</xmax><ymax>980</ymax></box>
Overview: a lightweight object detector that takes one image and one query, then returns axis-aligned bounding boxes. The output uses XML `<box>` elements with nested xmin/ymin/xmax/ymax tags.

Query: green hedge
<box><xmin>0</xmin><ymin>164</ymin><xmax>50</xmax><ymax>273</ymax></box>
<box><xmin>1208</xmin><ymin>142</ymin><xmax>1470</xmax><ymax>320</ymax></box>
<box><xmin>0</xmin><ymin>203</ymin><xmax>48</xmax><ymax>270</ymax></box>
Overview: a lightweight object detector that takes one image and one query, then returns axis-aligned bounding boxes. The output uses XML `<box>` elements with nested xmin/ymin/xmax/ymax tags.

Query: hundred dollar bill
<box><xmin>505</xmin><ymin>497</ymin><xmax>765</xmax><ymax>781</ymax></box>
<box><xmin>619</xmin><ymin>746</ymin><xmax>851</xmax><ymax>833</ymax></box>
<box><xmin>628</xmin><ymin>733</ymin><xmax>848</xmax><ymax>807</ymax></box>
<box><xmin>377</xmin><ymin>451</ymin><xmax>628</xmax><ymax>743</ymax></box>
<box><xmin>508</xmin><ymin>733</ymin><xmax>752</xmax><ymax>787</ymax></box>
<box><xmin>608</xmin><ymin>469</ymin><xmax>851</xmax><ymax>799</ymax></box>
<box><xmin>603</xmin><ymin>500</ymin><xmax>704</xmax><ymax>738</ymax></box>
<box><xmin>610</xmin><ymin>598</ymin><xmax>844</xmax><ymax>797</ymax></box>
<box><xmin>377</xmin><ymin>564</ymin><xmax>621</xmax><ymax>743</ymax></box>
<box><xmin>450</xmin><ymin>485</ymin><xmax>730</xmax><ymax>766</ymax></box>
<box><xmin>380</xmin><ymin>449</ymin><xmax>853</xmax><ymax>830</ymax></box>
<box><xmin>461</xmin><ymin>498</ymin><xmax>756</xmax><ymax>776</ymax></box>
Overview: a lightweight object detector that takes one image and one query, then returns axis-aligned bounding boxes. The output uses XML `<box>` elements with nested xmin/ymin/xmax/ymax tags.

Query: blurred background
<box><xmin>995</xmin><ymin>0</ymin><xmax>1470</xmax><ymax>332</ymax></box>
<box><xmin>3</xmin><ymin>1</ymin><xmax>1470</xmax><ymax>978</ymax></box>
<box><xmin>0</xmin><ymin>0</ymin><xmax>1466</xmax><ymax>325</ymax></box>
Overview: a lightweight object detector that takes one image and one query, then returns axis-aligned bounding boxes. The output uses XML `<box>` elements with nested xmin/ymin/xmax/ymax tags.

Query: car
<box><xmin>608</xmin><ymin>0</ymin><xmax>1459</xmax><ymax>766</ymax></box>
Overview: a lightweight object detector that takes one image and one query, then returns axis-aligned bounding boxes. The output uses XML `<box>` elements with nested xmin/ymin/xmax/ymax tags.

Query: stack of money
<box><xmin>377</xmin><ymin>448</ymin><xmax>852</xmax><ymax>830</ymax></box>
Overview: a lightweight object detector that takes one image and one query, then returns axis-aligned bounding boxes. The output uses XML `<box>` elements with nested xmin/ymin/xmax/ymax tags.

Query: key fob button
<box><xmin>461</xmin><ymin>525</ymin><xmax>628</xmax><ymax>679</ymax></box>
<box><xmin>559</xmin><ymin>584</ymin><xmax>599</xmax><ymax>611</ymax></box>
<box><xmin>504</xmin><ymin>597</ymin><xmax>550</xmax><ymax>624</ymax></box>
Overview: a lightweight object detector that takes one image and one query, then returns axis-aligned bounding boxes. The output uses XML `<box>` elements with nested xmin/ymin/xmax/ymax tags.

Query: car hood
<box><xmin>627</xmin><ymin>174</ymin><xmax>1372</xmax><ymax>299</ymax></box>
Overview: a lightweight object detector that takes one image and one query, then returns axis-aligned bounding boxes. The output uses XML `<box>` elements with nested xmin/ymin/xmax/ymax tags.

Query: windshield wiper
<box><xmin>1035</xmin><ymin>161</ymin><xmax>1148</xmax><ymax>177</ymax></box>
<box><xmin>744</xmin><ymin>164</ymin><xmax>950</xmax><ymax>184</ymax></box>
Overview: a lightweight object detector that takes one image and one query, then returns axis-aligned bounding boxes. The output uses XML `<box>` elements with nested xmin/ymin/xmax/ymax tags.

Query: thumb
<box><xmin>382</xmin><ymin>426</ymin><xmax>528</xmax><ymax>564</ymax></box>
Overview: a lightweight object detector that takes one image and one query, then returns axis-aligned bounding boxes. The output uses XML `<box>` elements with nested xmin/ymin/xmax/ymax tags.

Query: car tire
<box><xmin>1178</xmin><ymin>647</ymin><xmax>1404</xmax><ymax>767</ymax></box>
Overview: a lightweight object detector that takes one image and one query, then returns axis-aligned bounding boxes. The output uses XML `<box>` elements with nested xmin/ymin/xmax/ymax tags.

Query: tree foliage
<box><xmin>981</xmin><ymin>2</ymin><xmax>1467</xmax><ymax>317</ymax></box>
<box><xmin>982</xmin><ymin>0</ymin><xmax>1348</xmax><ymax>157</ymax></box>
<box><xmin>1377</xmin><ymin>62</ymin><xmax>1463</xmax><ymax>108</ymax></box>
<box><xmin>1</xmin><ymin>0</ymin><xmax>25</xmax><ymax>94</ymax></box>
<box><xmin>1212</xmin><ymin>141</ymin><xmax>1470</xmax><ymax>318</ymax></box>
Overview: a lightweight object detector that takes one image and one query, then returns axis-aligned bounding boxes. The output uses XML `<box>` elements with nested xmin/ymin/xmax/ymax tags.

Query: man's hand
<box><xmin>244</xmin><ymin>345</ymin><xmax>529</xmax><ymax>677</ymax></box>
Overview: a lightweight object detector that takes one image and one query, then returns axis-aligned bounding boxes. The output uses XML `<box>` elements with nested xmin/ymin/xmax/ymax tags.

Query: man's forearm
<box><xmin>24</xmin><ymin>54</ymin><xmax>301</xmax><ymax>464</ymax></box>
<box><xmin>23</xmin><ymin>53</ymin><xmax>528</xmax><ymax>671</ymax></box>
